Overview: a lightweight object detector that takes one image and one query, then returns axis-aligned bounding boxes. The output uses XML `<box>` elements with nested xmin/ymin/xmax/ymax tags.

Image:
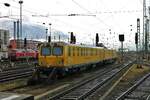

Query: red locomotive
<box><xmin>8</xmin><ymin>49</ymin><xmax>38</xmax><ymax>61</ymax></box>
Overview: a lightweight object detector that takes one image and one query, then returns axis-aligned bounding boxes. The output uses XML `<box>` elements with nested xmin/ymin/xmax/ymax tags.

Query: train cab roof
<box><xmin>40</xmin><ymin>41</ymin><xmax>105</xmax><ymax>49</ymax></box>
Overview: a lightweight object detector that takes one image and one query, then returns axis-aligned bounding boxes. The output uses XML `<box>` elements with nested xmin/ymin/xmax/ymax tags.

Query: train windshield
<box><xmin>41</xmin><ymin>47</ymin><xmax>51</xmax><ymax>56</ymax></box>
<box><xmin>53</xmin><ymin>46</ymin><xmax>63</xmax><ymax>56</ymax></box>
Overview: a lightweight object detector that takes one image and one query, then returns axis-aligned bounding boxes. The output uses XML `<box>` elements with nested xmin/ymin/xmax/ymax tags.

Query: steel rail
<box><xmin>37</xmin><ymin>61</ymin><xmax>133</xmax><ymax>100</ymax></box>
<box><xmin>0</xmin><ymin>67</ymin><xmax>34</xmax><ymax>82</ymax></box>
<box><xmin>116</xmin><ymin>72</ymin><xmax>150</xmax><ymax>100</ymax></box>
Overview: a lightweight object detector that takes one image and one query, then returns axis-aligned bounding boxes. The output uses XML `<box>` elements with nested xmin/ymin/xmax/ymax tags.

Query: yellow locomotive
<box><xmin>33</xmin><ymin>41</ymin><xmax>117</xmax><ymax>79</ymax></box>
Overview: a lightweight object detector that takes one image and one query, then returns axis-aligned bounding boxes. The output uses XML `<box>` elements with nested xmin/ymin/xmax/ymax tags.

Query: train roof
<box><xmin>41</xmin><ymin>41</ymin><xmax>111</xmax><ymax>50</ymax></box>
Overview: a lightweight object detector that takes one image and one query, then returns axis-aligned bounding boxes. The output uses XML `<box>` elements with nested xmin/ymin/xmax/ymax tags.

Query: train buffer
<box><xmin>0</xmin><ymin>92</ymin><xmax>34</xmax><ymax>100</ymax></box>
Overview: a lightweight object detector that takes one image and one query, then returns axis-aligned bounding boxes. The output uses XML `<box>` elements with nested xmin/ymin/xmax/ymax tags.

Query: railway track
<box><xmin>36</xmin><ymin>61</ymin><xmax>133</xmax><ymax>100</ymax></box>
<box><xmin>0</xmin><ymin>66</ymin><xmax>34</xmax><ymax>82</ymax></box>
<box><xmin>117</xmin><ymin>72</ymin><xmax>150</xmax><ymax>100</ymax></box>
<box><xmin>0</xmin><ymin>60</ymin><xmax>37</xmax><ymax>71</ymax></box>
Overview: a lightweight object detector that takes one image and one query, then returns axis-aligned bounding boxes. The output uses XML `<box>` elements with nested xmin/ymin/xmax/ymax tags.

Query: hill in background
<box><xmin>0</xmin><ymin>19</ymin><xmax>69</xmax><ymax>42</ymax></box>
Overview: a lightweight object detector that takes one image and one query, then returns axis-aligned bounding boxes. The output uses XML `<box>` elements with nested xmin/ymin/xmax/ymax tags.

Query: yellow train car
<box><xmin>36</xmin><ymin>42</ymin><xmax>117</xmax><ymax>77</ymax></box>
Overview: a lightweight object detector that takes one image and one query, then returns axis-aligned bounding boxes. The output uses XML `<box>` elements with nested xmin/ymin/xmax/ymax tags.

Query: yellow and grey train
<box><xmin>34</xmin><ymin>41</ymin><xmax>117</xmax><ymax>78</ymax></box>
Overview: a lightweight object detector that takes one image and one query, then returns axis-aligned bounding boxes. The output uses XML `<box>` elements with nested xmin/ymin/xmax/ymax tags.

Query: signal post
<box><xmin>119</xmin><ymin>34</ymin><xmax>124</xmax><ymax>63</ymax></box>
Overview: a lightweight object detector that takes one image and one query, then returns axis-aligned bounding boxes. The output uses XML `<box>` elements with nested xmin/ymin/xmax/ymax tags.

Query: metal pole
<box><xmin>13</xmin><ymin>21</ymin><xmax>16</xmax><ymax>40</ymax></box>
<box><xmin>46</xmin><ymin>29</ymin><xmax>48</xmax><ymax>42</ymax></box>
<box><xmin>143</xmin><ymin>0</ymin><xmax>146</xmax><ymax>58</ymax></box>
<box><xmin>136</xmin><ymin>38</ymin><xmax>138</xmax><ymax>63</ymax></box>
<box><xmin>49</xmin><ymin>23</ymin><xmax>52</xmax><ymax>42</ymax></box>
<box><xmin>17</xmin><ymin>20</ymin><xmax>19</xmax><ymax>48</ymax></box>
<box><xmin>19</xmin><ymin>0</ymin><xmax>23</xmax><ymax>48</ymax></box>
<box><xmin>121</xmin><ymin>41</ymin><xmax>123</xmax><ymax>62</ymax></box>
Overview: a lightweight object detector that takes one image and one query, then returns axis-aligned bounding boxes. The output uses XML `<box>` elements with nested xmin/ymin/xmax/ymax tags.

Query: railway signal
<box><xmin>96</xmin><ymin>33</ymin><xmax>99</xmax><ymax>46</ymax></box>
<box><xmin>119</xmin><ymin>34</ymin><xmax>124</xmax><ymax>62</ymax></box>
<box><xmin>24</xmin><ymin>38</ymin><xmax>27</xmax><ymax>48</ymax></box>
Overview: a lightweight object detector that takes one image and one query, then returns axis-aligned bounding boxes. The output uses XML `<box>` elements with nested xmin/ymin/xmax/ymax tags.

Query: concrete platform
<box><xmin>0</xmin><ymin>92</ymin><xmax>34</xmax><ymax>100</ymax></box>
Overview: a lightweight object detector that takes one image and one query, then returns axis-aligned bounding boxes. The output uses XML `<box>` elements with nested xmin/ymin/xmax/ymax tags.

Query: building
<box><xmin>0</xmin><ymin>29</ymin><xmax>9</xmax><ymax>59</ymax></box>
<box><xmin>9</xmin><ymin>39</ymin><xmax>41</xmax><ymax>50</ymax></box>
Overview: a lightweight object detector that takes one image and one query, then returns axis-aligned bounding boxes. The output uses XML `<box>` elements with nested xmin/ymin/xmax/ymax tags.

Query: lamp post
<box><xmin>4</xmin><ymin>3</ymin><xmax>10</xmax><ymax>7</ymax></box>
<box><xmin>45</xmin><ymin>28</ymin><xmax>48</xmax><ymax>42</ymax></box>
<box><xmin>18</xmin><ymin>0</ymin><xmax>23</xmax><ymax>43</ymax></box>
<box><xmin>5</xmin><ymin>1</ymin><xmax>23</xmax><ymax>48</ymax></box>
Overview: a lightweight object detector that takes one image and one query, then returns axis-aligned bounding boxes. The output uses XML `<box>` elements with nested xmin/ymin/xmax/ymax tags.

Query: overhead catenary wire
<box><xmin>71</xmin><ymin>0</ymin><xmax>112</xmax><ymax>28</ymax></box>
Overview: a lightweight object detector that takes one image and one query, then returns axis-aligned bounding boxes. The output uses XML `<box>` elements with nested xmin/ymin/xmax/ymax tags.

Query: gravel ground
<box><xmin>4</xmin><ymin>63</ymin><xmax>120</xmax><ymax>97</ymax></box>
<box><xmin>86</xmin><ymin>64</ymin><xmax>150</xmax><ymax>100</ymax></box>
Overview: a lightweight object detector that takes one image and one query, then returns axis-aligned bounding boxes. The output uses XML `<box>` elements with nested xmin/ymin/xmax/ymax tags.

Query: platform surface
<box><xmin>0</xmin><ymin>92</ymin><xmax>34</xmax><ymax>100</ymax></box>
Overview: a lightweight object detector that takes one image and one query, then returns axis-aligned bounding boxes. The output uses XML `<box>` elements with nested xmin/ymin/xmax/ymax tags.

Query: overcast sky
<box><xmin>0</xmin><ymin>0</ymin><xmax>149</xmax><ymax>50</ymax></box>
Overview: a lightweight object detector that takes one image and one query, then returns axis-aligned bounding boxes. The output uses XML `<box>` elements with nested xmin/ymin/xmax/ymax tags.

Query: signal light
<box><xmin>119</xmin><ymin>34</ymin><xmax>124</xmax><ymax>42</ymax></box>
<box><xmin>48</xmin><ymin>36</ymin><xmax>51</xmax><ymax>43</ymax></box>
<box><xmin>96</xmin><ymin>33</ymin><xmax>99</xmax><ymax>46</ymax></box>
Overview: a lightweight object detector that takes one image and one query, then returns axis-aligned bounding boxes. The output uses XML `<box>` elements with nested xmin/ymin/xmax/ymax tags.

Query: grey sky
<box><xmin>0</xmin><ymin>0</ymin><xmax>148</xmax><ymax>50</ymax></box>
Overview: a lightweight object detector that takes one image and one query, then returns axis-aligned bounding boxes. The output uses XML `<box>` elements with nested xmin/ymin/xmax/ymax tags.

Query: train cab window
<box><xmin>41</xmin><ymin>47</ymin><xmax>51</xmax><ymax>56</ymax></box>
<box><xmin>53</xmin><ymin>46</ymin><xmax>63</xmax><ymax>56</ymax></box>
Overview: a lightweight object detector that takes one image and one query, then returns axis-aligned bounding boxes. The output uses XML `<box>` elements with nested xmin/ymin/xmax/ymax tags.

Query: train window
<box><xmin>53</xmin><ymin>46</ymin><xmax>63</xmax><ymax>56</ymax></box>
<box><xmin>82</xmin><ymin>48</ymin><xmax>83</xmax><ymax>56</ymax></box>
<box><xmin>41</xmin><ymin>47</ymin><xmax>51</xmax><ymax>56</ymax></box>
<box><xmin>77</xmin><ymin>48</ymin><xmax>79</xmax><ymax>56</ymax></box>
<box><xmin>79</xmin><ymin>48</ymin><xmax>82</xmax><ymax>56</ymax></box>
<box><xmin>73</xmin><ymin>47</ymin><xmax>75</xmax><ymax>56</ymax></box>
<box><xmin>84</xmin><ymin>48</ymin><xmax>85</xmax><ymax>56</ymax></box>
<box><xmin>88</xmin><ymin>48</ymin><xmax>89</xmax><ymax>56</ymax></box>
<box><xmin>96</xmin><ymin>49</ymin><xmax>97</xmax><ymax>55</ymax></box>
<box><xmin>89</xmin><ymin>49</ymin><xmax>91</xmax><ymax>56</ymax></box>
<box><xmin>83</xmin><ymin>48</ymin><xmax>85</xmax><ymax>56</ymax></box>
<box><xmin>82</xmin><ymin>48</ymin><xmax>84</xmax><ymax>56</ymax></box>
<box><xmin>85</xmin><ymin>48</ymin><xmax>86</xmax><ymax>56</ymax></box>
<box><xmin>68</xmin><ymin>47</ymin><xmax>71</xmax><ymax>56</ymax></box>
<box><xmin>85</xmin><ymin>48</ymin><xmax>88</xmax><ymax>56</ymax></box>
<box><xmin>81</xmin><ymin>48</ymin><xmax>83</xmax><ymax>56</ymax></box>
